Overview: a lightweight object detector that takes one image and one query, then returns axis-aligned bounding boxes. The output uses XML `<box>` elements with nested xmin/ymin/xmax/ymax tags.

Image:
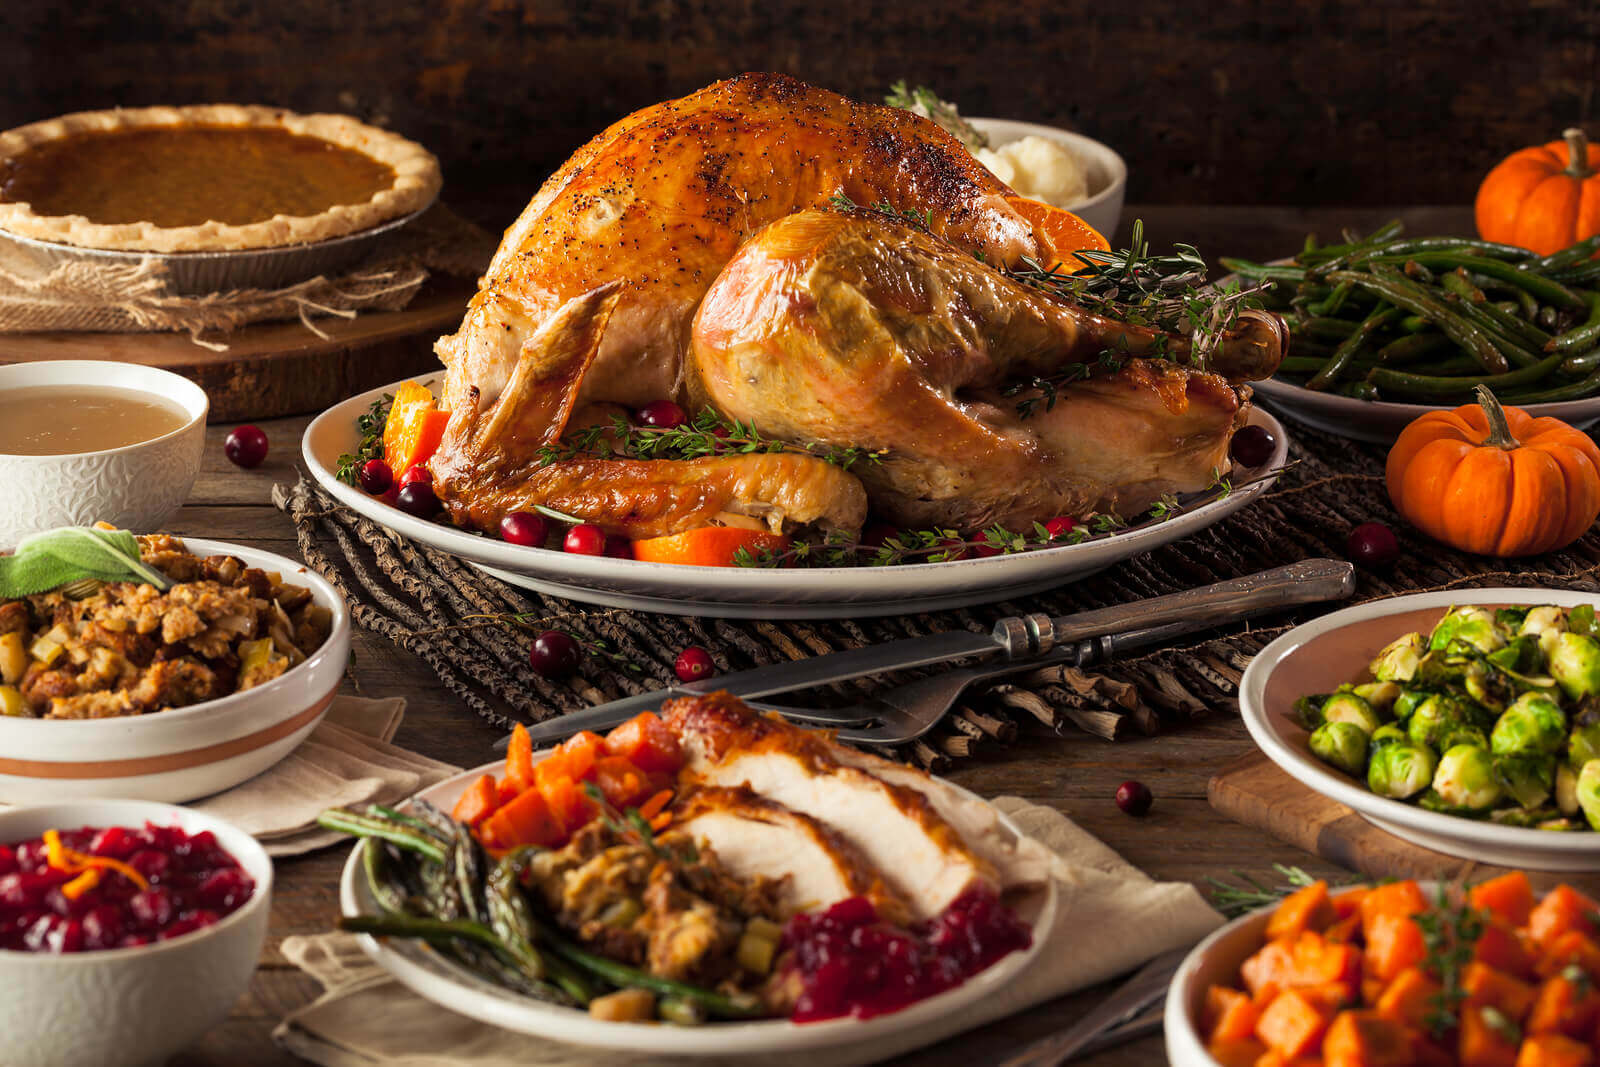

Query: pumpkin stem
<box><xmin>1563</xmin><ymin>128</ymin><xmax>1594</xmax><ymax>180</ymax></box>
<box><xmin>1475</xmin><ymin>384</ymin><xmax>1520</xmax><ymax>450</ymax></box>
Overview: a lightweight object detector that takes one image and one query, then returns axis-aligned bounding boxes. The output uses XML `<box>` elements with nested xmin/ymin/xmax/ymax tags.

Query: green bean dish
<box><xmin>1223</xmin><ymin>225</ymin><xmax>1600</xmax><ymax>403</ymax></box>
<box><xmin>1295</xmin><ymin>603</ymin><xmax>1600</xmax><ymax>829</ymax></box>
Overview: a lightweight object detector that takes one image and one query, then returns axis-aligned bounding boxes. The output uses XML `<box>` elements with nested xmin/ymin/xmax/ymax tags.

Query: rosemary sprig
<box><xmin>1201</xmin><ymin>864</ymin><xmax>1322</xmax><ymax>919</ymax></box>
<box><xmin>538</xmin><ymin>409</ymin><xmax>885</xmax><ymax>472</ymax></box>
<box><xmin>1415</xmin><ymin>883</ymin><xmax>1487</xmax><ymax>1037</ymax></box>
<box><xmin>336</xmin><ymin>393</ymin><xmax>393</xmax><ymax>485</ymax></box>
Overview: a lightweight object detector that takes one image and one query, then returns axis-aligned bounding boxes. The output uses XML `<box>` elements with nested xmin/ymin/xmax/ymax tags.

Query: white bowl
<box><xmin>968</xmin><ymin>117</ymin><xmax>1128</xmax><ymax>240</ymax></box>
<box><xmin>0</xmin><ymin>799</ymin><xmax>272</xmax><ymax>1067</ymax></box>
<box><xmin>1240</xmin><ymin>589</ymin><xmax>1600</xmax><ymax>871</ymax></box>
<box><xmin>0</xmin><ymin>537</ymin><xmax>350</xmax><ymax>803</ymax></box>
<box><xmin>0</xmin><ymin>360</ymin><xmax>209</xmax><ymax>549</ymax></box>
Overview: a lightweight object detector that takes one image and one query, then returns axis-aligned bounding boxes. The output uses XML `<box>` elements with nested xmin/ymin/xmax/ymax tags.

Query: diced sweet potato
<box><xmin>1464</xmin><ymin>961</ymin><xmax>1539</xmax><ymax>1024</ymax></box>
<box><xmin>1325</xmin><ymin>915</ymin><xmax>1363</xmax><ymax>945</ymax></box>
<box><xmin>1333</xmin><ymin>887</ymin><xmax>1371</xmax><ymax>921</ymax></box>
<box><xmin>1362</xmin><ymin>881</ymin><xmax>1429</xmax><ymax>944</ymax></box>
<box><xmin>1513</xmin><ymin>1032</ymin><xmax>1593</xmax><ymax>1067</ymax></box>
<box><xmin>1270</xmin><ymin>882</ymin><xmax>1339</xmax><ymax>941</ymax></box>
<box><xmin>1208</xmin><ymin>1037</ymin><xmax>1270</xmax><ymax>1067</ymax></box>
<box><xmin>1244</xmin><ymin>939</ymin><xmax>1299</xmax><ymax>997</ymax></box>
<box><xmin>1471</xmin><ymin>872</ymin><xmax>1536</xmax><ymax>929</ymax></box>
<box><xmin>1323</xmin><ymin>1009</ymin><xmax>1414</xmax><ymax>1067</ymax></box>
<box><xmin>1528</xmin><ymin>887</ymin><xmax>1599</xmax><ymax>952</ymax></box>
<box><xmin>1366</xmin><ymin>912</ymin><xmax>1428</xmax><ymax>983</ymax></box>
<box><xmin>1477</xmin><ymin>920</ymin><xmax>1540</xmax><ymax>981</ymax></box>
<box><xmin>1209</xmin><ymin>985</ymin><xmax>1263</xmax><ymax>1043</ymax></box>
<box><xmin>1536</xmin><ymin>932</ymin><xmax>1600</xmax><ymax>983</ymax></box>
<box><xmin>1256</xmin><ymin>990</ymin><xmax>1333</xmax><ymax>1059</ymax></box>
<box><xmin>1528</xmin><ymin>973</ymin><xmax>1600</xmax><ymax>1039</ymax></box>
<box><xmin>1291</xmin><ymin>931</ymin><xmax>1362</xmax><ymax>1002</ymax></box>
<box><xmin>1460</xmin><ymin>1004</ymin><xmax>1521</xmax><ymax>1067</ymax></box>
<box><xmin>1375</xmin><ymin>966</ymin><xmax>1442</xmax><ymax>1030</ymax></box>
<box><xmin>450</xmin><ymin>773</ymin><xmax>499</xmax><ymax>827</ymax></box>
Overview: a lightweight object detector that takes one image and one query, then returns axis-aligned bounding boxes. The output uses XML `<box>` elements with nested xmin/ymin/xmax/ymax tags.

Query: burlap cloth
<box><xmin>270</xmin><ymin>797</ymin><xmax>1223</xmax><ymax>1066</ymax></box>
<box><xmin>0</xmin><ymin>203</ymin><xmax>494</xmax><ymax>348</ymax></box>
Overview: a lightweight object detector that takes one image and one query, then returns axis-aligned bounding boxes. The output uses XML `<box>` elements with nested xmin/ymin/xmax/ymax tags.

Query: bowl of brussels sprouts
<box><xmin>1240</xmin><ymin>589</ymin><xmax>1600</xmax><ymax>870</ymax></box>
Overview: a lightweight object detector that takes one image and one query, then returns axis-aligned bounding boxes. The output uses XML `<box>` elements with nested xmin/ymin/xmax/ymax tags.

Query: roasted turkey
<box><xmin>429</xmin><ymin>73</ymin><xmax>1286</xmax><ymax>537</ymax></box>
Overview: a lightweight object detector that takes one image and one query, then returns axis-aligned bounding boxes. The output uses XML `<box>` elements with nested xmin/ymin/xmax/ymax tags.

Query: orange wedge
<box><xmin>631</xmin><ymin>527</ymin><xmax>791</xmax><ymax>566</ymax></box>
<box><xmin>1005</xmin><ymin>195</ymin><xmax>1109</xmax><ymax>272</ymax></box>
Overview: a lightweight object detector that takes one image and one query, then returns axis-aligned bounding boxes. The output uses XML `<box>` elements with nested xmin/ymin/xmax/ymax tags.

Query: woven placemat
<box><xmin>275</xmin><ymin>412</ymin><xmax>1600</xmax><ymax>770</ymax></box>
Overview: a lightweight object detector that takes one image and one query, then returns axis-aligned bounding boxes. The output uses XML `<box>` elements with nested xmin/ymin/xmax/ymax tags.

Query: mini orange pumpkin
<box><xmin>1386</xmin><ymin>386</ymin><xmax>1600</xmax><ymax>557</ymax></box>
<box><xmin>1476</xmin><ymin>128</ymin><xmax>1600</xmax><ymax>256</ymax></box>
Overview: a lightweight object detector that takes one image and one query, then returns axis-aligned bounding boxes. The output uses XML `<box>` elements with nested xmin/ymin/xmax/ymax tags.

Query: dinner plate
<box><xmin>1239</xmin><ymin>589</ymin><xmax>1600</xmax><ymax>871</ymax></box>
<box><xmin>338</xmin><ymin>762</ymin><xmax>1058</xmax><ymax>1061</ymax></box>
<box><xmin>1252</xmin><ymin>375</ymin><xmax>1600</xmax><ymax>445</ymax></box>
<box><xmin>302</xmin><ymin>378</ymin><xmax>1289</xmax><ymax>619</ymax></box>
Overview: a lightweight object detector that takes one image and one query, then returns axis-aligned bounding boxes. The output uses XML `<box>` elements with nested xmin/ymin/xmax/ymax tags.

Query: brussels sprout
<box><xmin>1489</xmin><ymin>806</ymin><xmax>1551</xmax><ymax>827</ymax></box>
<box><xmin>1413</xmin><ymin>649</ymin><xmax>1474</xmax><ymax>689</ymax></box>
<box><xmin>1370</xmin><ymin>633</ymin><xmax>1425</xmax><ymax>684</ymax></box>
<box><xmin>1568</xmin><ymin>717</ymin><xmax>1600</xmax><ymax>769</ymax></box>
<box><xmin>1487</xmin><ymin>634</ymin><xmax>1540</xmax><ymax>675</ymax></box>
<box><xmin>1370</xmin><ymin>723</ymin><xmax>1409</xmax><ymax>750</ymax></box>
<box><xmin>1537</xmin><ymin>817</ymin><xmax>1585</xmax><ymax>832</ymax></box>
<box><xmin>1430</xmin><ymin>744</ymin><xmax>1502</xmax><ymax>811</ymax></box>
<box><xmin>1430</xmin><ymin>607</ymin><xmax>1505</xmax><ymax>654</ymax></box>
<box><xmin>1493</xmin><ymin>753</ymin><xmax>1556</xmax><ymax>809</ymax></box>
<box><xmin>1408</xmin><ymin>694</ymin><xmax>1479</xmax><ymax>750</ymax></box>
<box><xmin>1440</xmin><ymin>724</ymin><xmax>1490</xmax><ymax>751</ymax></box>
<box><xmin>1321</xmin><ymin>692</ymin><xmax>1382</xmax><ymax>735</ymax></box>
<box><xmin>1392</xmin><ymin>689</ymin><xmax>1431</xmax><ymax>722</ymax></box>
<box><xmin>1294</xmin><ymin>695</ymin><xmax>1328</xmax><ymax>730</ymax></box>
<box><xmin>1310</xmin><ymin>721</ymin><xmax>1370</xmax><ymax>776</ymax></box>
<box><xmin>1520</xmin><ymin>605</ymin><xmax>1569</xmax><ymax>662</ymax></box>
<box><xmin>1352</xmin><ymin>681</ymin><xmax>1401</xmax><ymax>715</ymax></box>
<box><xmin>1463</xmin><ymin>661</ymin><xmax>1514</xmax><ymax>713</ymax></box>
<box><xmin>1495</xmin><ymin>607</ymin><xmax>1531</xmax><ymax>633</ymax></box>
<box><xmin>1549</xmin><ymin>632</ymin><xmax>1600</xmax><ymax>701</ymax></box>
<box><xmin>1569</xmin><ymin>604</ymin><xmax>1598</xmax><ymax>637</ymax></box>
<box><xmin>1577</xmin><ymin>760</ymin><xmax>1600</xmax><ymax>831</ymax></box>
<box><xmin>1556</xmin><ymin>762</ymin><xmax>1581</xmax><ymax>816</ymax></box>
<box><xmin>1490</xmin><ymin>692</ymin><xmax>1568</xmax><ymax>756</ymax></box>
<box><xmin>1368</xmin><ymin>742</ymin><xmax>1438</xmax><ymax>800</ymax></box>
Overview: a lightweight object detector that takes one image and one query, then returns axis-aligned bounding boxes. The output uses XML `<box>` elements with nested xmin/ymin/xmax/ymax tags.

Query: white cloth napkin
<box><xmin>271</xmin><ymin>796</ymin><xmax>1223</xmax><ymax>1066</ymax></box>
<box><xmin>191</xmin><ymin>696</ymin><xmax>461</xmax><ymax>856</ymax></box>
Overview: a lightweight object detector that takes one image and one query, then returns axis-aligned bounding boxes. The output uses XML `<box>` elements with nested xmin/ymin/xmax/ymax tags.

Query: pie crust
<box><xmin>0</xmin><ymin>105</ymin><xmax>442</xmax><ymax>253</ymax></box>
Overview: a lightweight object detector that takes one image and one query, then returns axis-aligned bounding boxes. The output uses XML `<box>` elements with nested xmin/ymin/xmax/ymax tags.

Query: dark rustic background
<box><xmin>3</xmin><ymin>0</ymin><xmax>1596</xmax><ymax>231</ymax></box>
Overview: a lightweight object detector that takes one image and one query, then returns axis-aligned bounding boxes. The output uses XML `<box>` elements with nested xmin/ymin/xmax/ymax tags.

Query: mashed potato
<box><xmin>976</xmin><ymin>136</ymin><xmax>1090</xmax><ymax>209</ymax></box>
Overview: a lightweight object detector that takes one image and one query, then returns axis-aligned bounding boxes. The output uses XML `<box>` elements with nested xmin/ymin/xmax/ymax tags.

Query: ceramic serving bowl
<box><xmin>0</xmin><ymin>799</ymin><xmax>272</xmax><ymax>1067</ymax></box>
<box><xmin>968</xmin><ymin>117</ymin><xmax>1128</xmax><ymax>240</ymax></box>
<box><xmin>1239</xmin><ymin>589</ymin><xmax>1600</xmax><ymax>871</ymax></box>
<box><xmin>0</xmin><ymin>360</ymin><xmax>209</xmax><ymax>549</ymax></box>
<box><xmin>0</xmin><ymin>537</ymin><xmax>350</xmax><ymax>803</ymax></box>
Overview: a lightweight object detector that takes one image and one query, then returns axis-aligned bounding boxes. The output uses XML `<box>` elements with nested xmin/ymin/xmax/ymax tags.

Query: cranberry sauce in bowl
<box><xmin>0</xmin><ymin>822</ymin><xmax>255</xmax><ymax>953</ymax></box>
<box><xmin>781</xmin><ymin>886</ymin><xmax>1033</xmax><ymax>1022</ymax></box>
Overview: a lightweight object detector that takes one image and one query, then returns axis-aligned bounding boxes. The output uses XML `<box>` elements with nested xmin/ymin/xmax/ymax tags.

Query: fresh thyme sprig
<box><xmin>828</xmin><ymin>190</ymin><xmax>933</xmax><ymax>233</ymax></box>
<box><xmin>336</xmin><ymin>393</ymin><xmax>393</xmax><ymax>485</ymax></box>
<box><xmin>1415</xmin><ymin>883</ymin><xmax>1488</xmax><ymax>1037</ymax></box>
<box><xmin>538</xmin><ymin>408</ymin><xmax>885</xmax><ymax>472</ymax></box>
<box><xmin>882</xmin><ymin>83</ymin><xmax>989</xmax><ymax>152</ymax></box>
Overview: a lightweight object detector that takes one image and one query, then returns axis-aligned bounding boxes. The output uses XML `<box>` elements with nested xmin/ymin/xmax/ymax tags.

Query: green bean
<box><xmin>1309</xmin><ymin>305</ymin><xmax>1400</xmax><ymax>391</ymax></box>
<box><xmin>361</xmin><ymin>840</ymin><xmax>409</xmax><ymax>916</ymax></box>
<box><xmin>1450</xmin><ymin>298</ymin><xmax>1543</xmax><ymax>368</ymax></box>
<box><xmin>1533</xmin><ymin>235</ymin><xmax>1600</xmax><ymax>271</ymax></box>
<box><xmin>1299</xmin><ymin>316</ymin><xmax>1361</xmax><ymax>340</ymax></box>
<box><xmin>1338</xmin><ymin>381</ymin><xmax>1381</xmax><ymax>400</ymax></box>
<box><xmin>1403</xmin><ymin>260</ymin><xmax>1436</xmax><ymax>285</ymax></box>
<box><xmin>341</xmin><ymin>912</ymin><xmax>503</xmax><ymax>952</ymax></box>
<box><xmin>1539</xmin><ymin>305</ymin><xmax>1565</xmax><ymax>331</ymax></box>
<box><xmin>1562</xmin><ymin>350</ymin><xmax>1600</xmax><ymax>375</ymax></box>
<box><xmin>1219</xmin><ymin>257</ymin><xmax>1306</xmax><ymax>282</ymax></box>
<box><xmin>317</xmin><ymin>808</ymin><xmax>448</xmax><ymax>864</ymax></box>
<box><xmin>1308</xmin><ymin>279</ymin><xmax>1355</xmax><ymax>317</ymax></box>
<box><xmin>1362</xmin><ymin>253</ymin><xmax>1587</xmax><ymax>310</ymax></box>
<box><xmin>1281</xmin><ymin>355</ymin><xmax>1375</xmax><ymax>375</ymax></box>
<box><xmin>366</xmin><ymin>804</ymin><xmax>450</xmax><ymax>843</ymax></box>
<box><xmin>1399</xmin><ymin>314</ymin><xmax>1431</xmax><ymax>334</ymax></box>
<box><xmin>545</xmin><ymin>934</ymin><xmax>766</xmax><ymax>1019</ymax></box>
<box><xmin>1367</xmin><ymin>350</ymin><xmax>1568</xmax><ymax>398</ymax></box>
<box><xmin>1377</xmin><ymin>332</ymin><xmax>1453</xmax><ymax>365</ymax></box>
<box><xmin>1499</xmin><ymin>366</ymin><xmax>1600</xmax><ymax>403</ymax></box>
<box><xmin>1553</xmin><ymin>259</ymin><xmax>1600</xmax><ymax>285</ymax></box>
<box><xmin>1327</xmin><ymin>267</ymin><xmax>1510</xmax><ymax>374</ymax></box>
<box><xmin>484</xmin><ymin>854</ymin><xmax>549</xmax><ymax>984</ymax></box>
<box><xmin>451</xmin><ymin>822</ymin><xmax>487</xmax><ymax>926</ymax></box>
<box><xmin>1312</xmin><ymin>236</ymin><xmax>1532</xmax><ymax>273</ymax></box>
<box><xmin>1548</xmin><ymin>291</ymin><xmax>1600</xmax><ymax>355</ymax></box>
<box><xmin>1474</xmin><ymin>299</ymin><xmax>1554</xmax><ymax>350</ymax></box>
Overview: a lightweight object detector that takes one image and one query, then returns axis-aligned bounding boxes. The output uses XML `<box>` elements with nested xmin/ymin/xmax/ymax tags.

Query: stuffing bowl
<box><xmin>0</xmin><ymin>360</ymin><xmax>208</xmax><ymax>550</ymax></box>
<box><xmin>0</xmin><ymin>799</ymin><xmax>272</xmax><ymax>1067</ymax></box>
<box><xmin>0</xmin><ymin>537</ymin><xmax>350</xmax><ymax>803</ymax></box>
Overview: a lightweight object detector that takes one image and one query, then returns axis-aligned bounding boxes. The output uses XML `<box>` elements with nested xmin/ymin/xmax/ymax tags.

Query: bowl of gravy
<box><xmin>0</xmin><ymin>361</ymin><xmax>207</xmax><ymax>547</ymax></box>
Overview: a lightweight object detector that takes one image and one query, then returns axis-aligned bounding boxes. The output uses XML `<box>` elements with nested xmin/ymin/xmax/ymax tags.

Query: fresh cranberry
<box><xmin>499</xmin><ymin>511</ymin><xmax>549</xmax><ymax>547</ymax></box>
<box><xmin>223</xmin><ymin>425</ymin><xmax>269</xmax><ymax>468</ymax></box>
<box><xmin>0</xmin><ymin>846</ymin><xmax>15</xmax><ymax>877</ymax></box>
<box><xmin>528</xmin><ymin>630</ymin><xmax>580</xmax><ymax>679</ymax></box>
<box><xmin>1347</xmin><ymin>521</ymin><xmax>1400</xmax><ymax>569</ymax></box>
<box><xmin>14</xmin><ymin>840</ymin><xmax>46</xmax><ymax>869</ymax></box>
<box><xmin>1229</xmin><ymin>424</ymin><xmax>1277</xmax><ymax>468</ymax></box>
<box><xmin>710</xmin><ymin>425</ymin><xmax>732</xmax><ymax>439</ymax></box>
<box><xmin>81</xmin><ymin>905</ymin><xmax>123</xmax><ymax>950</ymax></box>
<box><xmin>1115</xmin><ymin>780</ymin><xmax>1154</xmax><ymax>816</ymax></box>
<box><xmin>1044</xmin><ymin>516</ymin><xmax>1077</xmax><ymax>540</ymax></box>
<box><xmin>129</xmin><ymin>887</ymin><xmax>176</xmax><ymax>929</ymax></box>
<box><xmin>358</xmin><ymin>459</ymin><xmax>394</xmax><ymax>495</ymax></box>
<box><xmin>636</xmin><ymin>400</ymin><xmax>688</xmax><ymax>430</ymax></box>
<box><xmin>604</xmin><ymin>535</ymin><xmax>634</xmax><ymax>560</ymax></box>
<box><xmin>129</xmin><ymin>849</ymin><xmax>171</xmax><ymax>883</ymax></box>
<box><xmin>674</xmin><ymin>646</ymin><xmax>716</xmax><ymax>683</ymax></box>
<box><xmin>396</xmin><ymin>482</ymin><xmax>441</xmax><ymax>519</ymax></box>
<box><xmin>563</xmin><ymin>524</ymin><xmax>607</xmax><ymax>556</ymax></box>
<box><xmin>196</xmin><ymin>868</ymin><xmax>254</xmax><ymax>911</ymax></box>
<box><xmin>379</xmin><ymin>485</ymin><xmax>401</xmax><ymax>507</ymax></box>
<box><xmin>399</xmin><ymin>464</ymin><xmax>433</xmax><ymax>488</ymax></box>
<box><xmin>87</xmin><ymin>826</ymin><xmax>139</xmax><ymax>860</ymax></box>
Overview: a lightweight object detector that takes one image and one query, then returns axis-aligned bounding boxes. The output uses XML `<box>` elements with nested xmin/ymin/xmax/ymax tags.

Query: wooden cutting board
<box><xmin>1209</xmin><ymin>751</ymin><xmax>1600</xmax><ymax>893</ymax></box>
<box><xmin>0</xmin><ymin>276</ymin><xmax>473</xmax><ymax>422</ymax></box>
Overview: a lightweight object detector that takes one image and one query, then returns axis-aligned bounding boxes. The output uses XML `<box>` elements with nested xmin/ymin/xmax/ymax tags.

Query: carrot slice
<box><xmin>557</xmin><ymin>731</ymin><xmax>607</xmax><ymax>782</ymax></box>
<box><xmin>504</xmin><ymin>723</ymin><xmax>536</xmax><ymax>793</ymax></box>
<box><xmin>630</xmin><ymin>527</ymin><xmax>792</xmax><ymax>567</ymax></box>
<box><xmin>1268</xmin><ymin>881</ymin><xmax>1338</xmax><ymax>941</ymax></box>
<box><xmin>636</xmin><ymin>789</ymin><xmax>674</xmax><ymax>821</ymax></box>
<box><xmin>450</xmin><ymin>773</ymin><xmax>500</xmax><ymax>827</ymax></box>
<box><xmin>604</xmin><ymin>712</ymin><xmax>682</xmax><ymax>775</ymax></box>
<box><xmin>479</xmin><ymin>787</ymin><xmax>561</xmax><ymax>849</ymax></box>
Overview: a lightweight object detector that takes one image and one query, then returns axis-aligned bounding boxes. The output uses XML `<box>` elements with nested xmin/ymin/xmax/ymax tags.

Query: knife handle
<box><xmin>990</xmin><ymin>558</ymin><xmax>1356</xmax><ymax>659</ymax></box>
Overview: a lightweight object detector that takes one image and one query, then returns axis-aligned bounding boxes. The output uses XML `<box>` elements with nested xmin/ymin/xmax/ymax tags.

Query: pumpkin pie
<box><xmin>0</xmin><ymin>105</ymin><xmax>441</xmax><ymax>253</ymax></box>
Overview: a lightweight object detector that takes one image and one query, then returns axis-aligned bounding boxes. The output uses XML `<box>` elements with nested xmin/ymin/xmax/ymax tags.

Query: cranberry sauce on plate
<box><xmin>0</xmin><ymin>823</ymin><xmax>255</xmax><ymax>953</ymax></box>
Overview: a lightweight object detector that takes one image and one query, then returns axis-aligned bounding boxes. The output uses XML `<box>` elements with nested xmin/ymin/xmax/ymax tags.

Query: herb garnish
<box><xmin>336</xmin><ymin>393</ymin><xmax>392</xmax><ymax>486</ymax></box>
<box><xmin>827</xmin><ymin>190</ymin><xmax>934</xmax><ymax>233</ymax></box>
<box><xmin>1202</xmin><ymin>865</ymin><xmax>1323</xmax><ymax>919</ymax></box>
<box><xmin>0</xmin><ymin>527</ymin><xmax>171</xmax><ymax>599</ymax></box>
<box><xmin>538</xmin><ymin>408</ymin><xmax>885</xmax><ymax>472</ymax></box>
<box><xmin>1415</xmin><ymin>884</ymin><xmax>1488</xmax><ymax>1037</ymax></box>
<box><xmin>882</xmin><ymin>83</ymin><xmax>989</xmax><ymax>152</ymax></box>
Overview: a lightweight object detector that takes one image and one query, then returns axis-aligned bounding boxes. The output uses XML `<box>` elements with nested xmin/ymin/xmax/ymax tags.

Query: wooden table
<box><xmin>160</xmin><ymin>205</ymin><xmax>1461</xmax><ymax>1065</ymax></box>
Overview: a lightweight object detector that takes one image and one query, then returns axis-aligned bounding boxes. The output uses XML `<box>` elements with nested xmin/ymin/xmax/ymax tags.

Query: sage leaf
<box><xmin>0</xmin><ymin>526</ymin><xmax>171</xmax><ymax>598</ymax></box>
